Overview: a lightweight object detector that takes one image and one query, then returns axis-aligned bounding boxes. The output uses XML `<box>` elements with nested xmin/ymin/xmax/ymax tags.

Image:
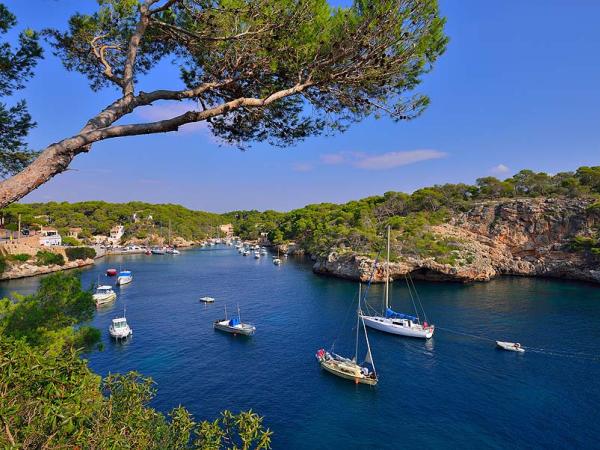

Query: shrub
<box><xmin>35</xmin><ymin>251</ymin><xmax>65</xmax><ymax>266</ymax></box>
<box><xmin>65</xmin><ymin>247</ymin><xmax>96</xmax><ymax>261</ymax></box>
<box><xmin>8</xmin><ymin>253</ymin><xmax>30</xmax><ymax>262</ymax></box>
<box><xmin>62</xmin><ymin>236</ymin><xmax>82</xmax><ymax>246</ymax></box>
<box><xmin>0</xmin><ymin>256</ymin><xmax>5</xmax><ymax>274</ymax></box>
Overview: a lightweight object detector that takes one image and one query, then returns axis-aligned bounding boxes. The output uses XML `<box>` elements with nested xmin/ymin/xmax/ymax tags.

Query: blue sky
<box><xmin>5</xmin><ymin>0</ymin><xmax>600</xmax><ymax>212</ymax></box>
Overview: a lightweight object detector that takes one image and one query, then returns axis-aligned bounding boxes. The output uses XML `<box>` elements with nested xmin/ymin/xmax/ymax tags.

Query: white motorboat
<box><xmin>166</xmin><ymin>247</ymin><xmax>180</xmax><ymax>255</ymax></box>
<box><xmin>362</xmin><ymin>226</ymin><xmax>434</xmax><ymax>339</ymax></box>
<box><xmin>496</xmin><ymin>341</ymin><xmax>525</xmax><ymax>353</ymax></box>
<box><xmin>254</xmin><ymin>251</ymin><xmax>260</xmax><ymax>259</ymax></box>
<box><xmin>93</xmin><ymin>285</ymin><xmax>116</xmax><ymax>306</ymax></box>
<box><xmin>214</xmin><ymin>305</ymin><xmax>255</xmax><ymax>336</ymax></box>
<box><xmin>200</xmin><ymin>296</ymin><xmax>215</xmax><ymax>303</ymax></box>
<box><xmin>116</xmin><ymin>270</ymin><xmax>133</xmax><ymax>285</ymax></box>
<box><xmin>260</xmin><ymin>247</ymin><xmax>267</xmax><ymax>255</ymax></box>
<box><xmin>109</xmin><ymin>316</ymin><xmax>132</xmax><ymax>339</ymax></box>
<box><xmin>273</xmin><ymin>258</ymin><xmax>282</xmax><ymax>265</ymax></box>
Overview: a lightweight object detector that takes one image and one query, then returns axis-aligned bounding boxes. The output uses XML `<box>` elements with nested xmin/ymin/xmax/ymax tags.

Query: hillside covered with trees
<box><xmin>1</xmin><ymin>201</ymin><xmax>223</xmax><ymax>243</ymax></box>
<box><xmin>227</xmin><ymin>167</ymin><xmax>600</xmax><ymax>259</ymax></box>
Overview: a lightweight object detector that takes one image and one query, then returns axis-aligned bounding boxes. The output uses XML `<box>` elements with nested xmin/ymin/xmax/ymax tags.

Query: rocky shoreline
<box><xmin>313</xmin><ymin>198</ymin><xmax>600</xmax><ymax>284</ymax></box>
<box><xmin>0</xmin><ymin>258</ymin><xmax>95</xmax><ymax>281</ymax></box>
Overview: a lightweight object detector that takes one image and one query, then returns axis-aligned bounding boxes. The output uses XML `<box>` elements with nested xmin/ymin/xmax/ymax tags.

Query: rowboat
<box><xmin>106</xmin><ymin>268</ymin><xmax>117</xmax><ymax>276</ymax></box>
<box><xmin>496</xmin><ymin>341</ymin><xmax>525</xmax><ymax>353</ymax></box>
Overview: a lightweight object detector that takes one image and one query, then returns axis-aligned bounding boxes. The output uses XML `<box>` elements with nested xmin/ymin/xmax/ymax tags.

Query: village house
<box><xmin>67</xmin><ymin>227</ymin><xmax>82</xmax><ymax>239</ymax></box>
<box><xmin>219</xmin><ymin>223</ymin><xmax>234</xmax><ymax>237</ymax></box>
<box><xmin>108</xmin><ymin>225</ymin><xmax>125</xmax><ymax>245</ymax></box>
<box><xmin>39</xmin><ymin>227</ymin><xmax>62</xmax><ymax>246</ymax></box>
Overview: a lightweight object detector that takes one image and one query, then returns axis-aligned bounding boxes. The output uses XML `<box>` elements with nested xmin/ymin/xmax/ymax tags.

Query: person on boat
<box><xmin>361</xmin><ymin>367</ymin><xmax>369</xmax><ymax>376</ymax></box>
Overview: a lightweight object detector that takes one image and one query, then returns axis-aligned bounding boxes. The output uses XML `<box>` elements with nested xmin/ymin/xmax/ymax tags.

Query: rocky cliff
<box><xmin>313</xmin><ymin>198</ymin><xmax>600</xmax><ymax>283</ymax></box>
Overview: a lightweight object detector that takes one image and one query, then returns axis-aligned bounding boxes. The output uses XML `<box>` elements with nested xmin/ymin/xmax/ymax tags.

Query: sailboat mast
<box><xmin>385</xmin><ymin>225</ymin><xmax>391</xmax><ymax>312</ymax></box>
<box><xmin>238</xmin><ymin>304</ymin><xmax>241</xmax><ymax>322</ymax></box>
<box><xmin>355</xmin><ymin>283</ymin><xmax>361</xmax><ymax>361</ymax></box>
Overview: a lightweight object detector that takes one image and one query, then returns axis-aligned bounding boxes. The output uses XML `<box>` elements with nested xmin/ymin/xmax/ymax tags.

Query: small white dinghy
<box><xmin>496</xmin><ymin>341</ymin><xmax>525</xmax><ymax>353</ymax></box>
<box><xmin>200</xmin><ymin>296</ymin><xmax>215</xmax><ymax>303</ymax></box>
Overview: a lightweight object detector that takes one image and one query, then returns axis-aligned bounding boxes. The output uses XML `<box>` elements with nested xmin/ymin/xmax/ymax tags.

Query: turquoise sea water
<box><xmin>2</xmin><ymin>246</ymin><xmax>600</xmax><ymax>449</ymax></box>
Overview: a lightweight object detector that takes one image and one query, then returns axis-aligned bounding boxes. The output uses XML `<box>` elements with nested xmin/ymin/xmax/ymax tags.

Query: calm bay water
<box><xmin>2</xmin><ymin>246</ymin><xmax>600</xmax><ymax>449</ymax></box>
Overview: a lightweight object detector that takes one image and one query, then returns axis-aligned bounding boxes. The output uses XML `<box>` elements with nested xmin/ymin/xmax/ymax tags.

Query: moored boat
<box><xmin>316</xmin><ymin>350</ymin><xmax>378</xmax><ymax>385</ymax></box>
<box><xmin>106</xmin><ymin>268</ymin><xmax>117</xmax><ymax>276</ymax></box>
<box><xmin>93</xmin><ymin>285</ymin><xmax>117</xmax><ymax>306</ymax></box>
<box><xmin>214</xmin><ymin>305</ymin><xmax>255</xmax><ymax>336</ymax></box>
<box><xmin>200</xmin><ymin>296</ymin><xmax>215</xmax><ymax>303</ymax></box>
<box><xmin>116</xmin><ymin>270</ymin><xmax>133</xmax><ymax>285</ymax></box>
<box><xmin>109</xmin><ymin>316</ymin><xmax>132</xmax><ymax>339</ymax></box>
<box><xmin>362</xmin><ymin>226</ymin><xmax>434</xmax><ymax>339</ymax></box>
<box><xmin>317</xmin><ymin>283</ymin><xmax>378</xmax><ymax>385</ymax></box>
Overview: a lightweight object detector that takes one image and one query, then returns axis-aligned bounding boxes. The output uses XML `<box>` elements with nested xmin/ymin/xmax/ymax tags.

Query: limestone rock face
<box><xmin>0</xmin><ymin>258</ymin><xmax>94</xmax><ymax>280</ymax></box>
<box><xmin>313</xmin><ymin>198</ymin><xmax>600</xmax><ymax>283</ymax></box>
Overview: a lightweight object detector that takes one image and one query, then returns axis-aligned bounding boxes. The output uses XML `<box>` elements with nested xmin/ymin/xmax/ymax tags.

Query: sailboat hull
<box><xmin>317</xmin><ymin>353</ymin><xmax>377</xmax><ymax>385</ymax></box>
<box><xmin>362</xmin><ymin>315</ymin><xmax>434</xmax><ymax>339</ymax></box>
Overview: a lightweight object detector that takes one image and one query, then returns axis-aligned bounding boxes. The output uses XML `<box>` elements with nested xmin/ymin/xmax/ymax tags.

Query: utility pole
<box><xmin>18</xmin><ymin>214</ymin><xmax>21</xmax><ymax>240</ymax></box>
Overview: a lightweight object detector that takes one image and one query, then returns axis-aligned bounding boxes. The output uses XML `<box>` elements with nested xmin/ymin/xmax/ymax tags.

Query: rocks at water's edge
<box><xmin>313</xmin><ymin>197</ymin><xmax>600</xmax><ymax>284</ymax></box>
<box><xmin>0</xmin><ymin>258</ymin><xmax>94</xmax><ymax>280</ymax></box>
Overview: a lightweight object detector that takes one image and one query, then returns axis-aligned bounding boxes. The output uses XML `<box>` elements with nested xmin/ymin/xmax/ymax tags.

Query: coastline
<box><xmin>0</xmin><ymin>258</ymin><xmax>95</xmax><ymax>281</ymax></box>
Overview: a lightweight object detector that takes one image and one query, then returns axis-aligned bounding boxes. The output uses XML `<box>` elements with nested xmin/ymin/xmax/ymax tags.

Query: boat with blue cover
<box><xmin>362</xmin><ymin>226</ymin><xmax>434</xmax><ymax>339</ymax></box>
<box><xmin>116</xmin><ymin>270</ymin><xmax>133</xmax><ymax>285</ymax></box>
<box><xmin>214</xmin><ymin>304</ymin><xmax>255</xmax><ymax>336</ymax></box>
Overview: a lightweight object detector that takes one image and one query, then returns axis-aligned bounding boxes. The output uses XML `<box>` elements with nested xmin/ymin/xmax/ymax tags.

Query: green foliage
<box><xmin>62</xmin><ymin>235</ymin><xmax>81</xmax><ymax>246</ymax></box>
<box><xmin>35</xmin><ymin>250</ymin><xmax>65</xmax><ymax>266</ymax></box>
<box><xmin>0</xmin><ymin>3</ymin><xmax>43</xmax><ymax>176</ymax></box>
<box><xmin>570</xmin><ymin>233</ymin><xmax>600</xmax><ymax>256</ymax></box>
<box><xmin>7</xmin><ymin>252</ymin><xmax>30</xmax><ymax>262</ymax></box>
<box><xmin>45</xmin><ymin>0</ymin><xmax>448</xmax><ymax>147</ymax></box>
<box><xmin>0</xmin><ymin>272</ymin><xmax>96</xmax><ymax>349</ymax></box>
<box><xmin>0</xmin><ymin>255</ymin><xmax>5</xmax><ymax>274</ymax></box>
<box><xmin>65</xmin><ymin>246</ymin><xmax>96</xmax><ymax>261</ymax></box>
<box><xmin>0</xmin><ymin>201</ymin><xmax>223</xmax><ymax>242</ymax></box>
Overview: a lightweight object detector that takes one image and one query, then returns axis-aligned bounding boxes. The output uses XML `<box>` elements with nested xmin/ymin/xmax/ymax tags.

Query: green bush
<box><xmin>0</xmin><ymin>256</ymin><xmax>5</xmax><ymax>274</ymax></box>
<box><xmin>65</xmin><ymin>247</ymin><xmax>96</xmax><ymax>261</ymax></box>
<box><xmin>62</xmin><ymin>236</ymin><xmax>81</xmax><ymax>246</ymax></box>
<box><xmin>35</xmin><ymin>250</ymin><xmax>65</xmax><ymax>266</ymax></box>
<box><xmin>8</xmin><ymin>253</ymin><xmax>30</xmax><ymax>262</ymax></box>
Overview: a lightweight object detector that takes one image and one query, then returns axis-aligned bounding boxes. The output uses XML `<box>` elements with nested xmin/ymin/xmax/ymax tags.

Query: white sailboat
<box><xmin>362</xmin><ymin>226</ymin><xmax>435</xmax><ymax>339</ymax></box>
<box><xmin>316</xmin><ymin>283</ymin><xmax>378</xmax><ymax>385</ymax></box>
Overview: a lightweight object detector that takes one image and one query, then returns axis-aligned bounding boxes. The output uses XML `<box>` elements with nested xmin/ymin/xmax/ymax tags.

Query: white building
<box><xmin>39</xmin><ymin>228</ymin><xmax>62</xmax><ymax>246</ymax></box>
<box><xmin>109</xmin><ymin>225</ymin><xmax>125</xmax><ymax>245</ymax></box>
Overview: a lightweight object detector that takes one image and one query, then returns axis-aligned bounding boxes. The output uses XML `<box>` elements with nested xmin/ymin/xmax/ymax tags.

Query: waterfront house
<box><xmin>39</xmin><ymin>227</ymin><xmax>62</xmax><ymax>246</ymax></box>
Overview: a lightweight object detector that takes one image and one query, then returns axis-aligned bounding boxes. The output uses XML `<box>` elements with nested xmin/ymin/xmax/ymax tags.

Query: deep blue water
<box><xmin>2</xmin><ymin>246</ymin><xmax>600</xmax><ymax>449</ymax></box>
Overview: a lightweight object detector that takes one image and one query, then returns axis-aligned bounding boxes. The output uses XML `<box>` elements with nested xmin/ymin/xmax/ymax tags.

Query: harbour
<box><xmin>1</xmin><ymin>244</ymin><xmax>599</xmax><ymax>448</ymax></box>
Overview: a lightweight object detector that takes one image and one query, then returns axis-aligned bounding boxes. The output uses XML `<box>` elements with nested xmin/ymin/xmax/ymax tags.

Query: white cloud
<box><xmin>490</xmin><ymin>164</ymin><xmax>510</xmax><ymax>175</ymax></box>
<box><xmin>353</xmin><ymin>150</ymin><xmax>446</xmax><ymax>170</ymax></box>
<box><xmin>293</xmin><ymin>162</ymin><xmax>313</xmax><ymax>172</ymax></box>
<box><xmin>320</xmin><ymin>153</ymin><xmax>346</xmax><ymax>165</ymax></box>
